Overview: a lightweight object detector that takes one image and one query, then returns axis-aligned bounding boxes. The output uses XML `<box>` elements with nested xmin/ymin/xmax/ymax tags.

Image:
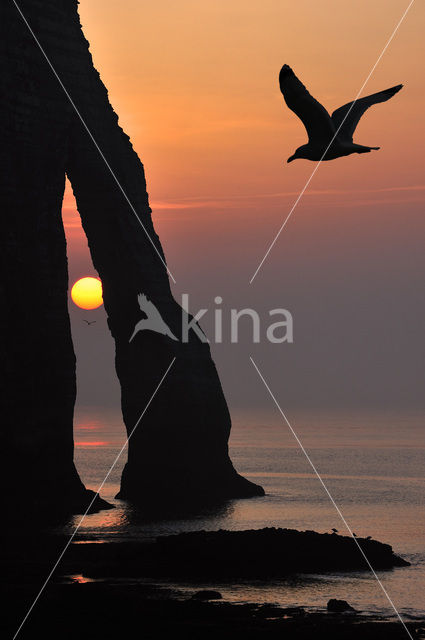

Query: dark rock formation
<box><xmin>0</xmin><ymin>0</ymin><xmax>262</xmax><ymax>516</ymax></box>
<box><xmin>60</xmin><ymin>528</ymin><xmax>410</xmax><ymax>580</ymax></box>
<box><xmin>327</xmin><ymin>599</ymin><xmax>356</xmax><ymax>613</ymax></box>
<box><xmin>152</xmin><ymin>528</ymin><xmax>410</xmax><ymax>578</ymax></box>
<box><xmin>3</xmin><ymin>582</ymin><xmax>421</xmax><ymax>640</ymax></box>
<box><xmin>0</xmin><ymin>0</ymin><xmax>110</xmax><ymax>517</ymax></box>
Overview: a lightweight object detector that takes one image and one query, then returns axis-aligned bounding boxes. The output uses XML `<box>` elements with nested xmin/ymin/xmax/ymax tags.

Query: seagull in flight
<box><xmin>83</xmin><ymin>319</ymin><xmax>96</xmax><ymax>326</ymax></box>
<box><xmin>279</xmin><ymin>65</ymin><xmax>402</xmax><ymax>162</ymax></box>
<box><xmin>129</xmin><ymin>294</ymin><xmax>178</xmax><ymax>343</ymax></box>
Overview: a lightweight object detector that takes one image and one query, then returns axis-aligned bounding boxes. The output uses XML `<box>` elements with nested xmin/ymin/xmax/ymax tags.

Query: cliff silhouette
<box><xmin>0</xmin><ymin>0</ymin><xmax>263</xmax><ymax>518</ymax></box>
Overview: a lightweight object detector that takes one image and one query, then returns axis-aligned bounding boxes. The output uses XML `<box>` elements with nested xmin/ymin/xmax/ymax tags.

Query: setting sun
<box><xmin>71</xmin><ymin>277</ymin><xmax>103</xmax><ymax>310</ymax></box>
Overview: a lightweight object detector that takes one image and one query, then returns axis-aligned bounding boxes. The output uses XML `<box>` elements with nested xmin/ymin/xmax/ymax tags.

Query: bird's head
<box><xmin>287</xmin><ymin>145</ymin><xmax>309</xmax><ymax>163</ymax></box>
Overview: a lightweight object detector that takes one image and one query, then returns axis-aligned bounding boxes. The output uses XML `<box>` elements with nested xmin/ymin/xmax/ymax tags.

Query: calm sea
<box><xmin>69</xmin><ymin>407</ymin><xmax>425</xmax><ymax>619</ymax></box>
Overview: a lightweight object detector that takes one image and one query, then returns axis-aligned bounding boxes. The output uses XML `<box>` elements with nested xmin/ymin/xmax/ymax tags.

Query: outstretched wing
<box><xmin>331</xmin><ymin>84</ymin><xmax>402</xmax><ymax>142</ymax></box>
<box><xmin>279</xmin><ymin>64</ymin><xmax>335</xmax><ymax>144</ymax></box>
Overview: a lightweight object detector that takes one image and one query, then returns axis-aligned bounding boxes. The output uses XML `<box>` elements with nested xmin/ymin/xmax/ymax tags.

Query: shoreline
<box><xmin>3</xmin><ymin>527</ymin><xmax>422</xmax><ymax>638</ymax></box>
<box><xmin>4</xmin><ymin>579</ymin><xmax>423</xmax><ymax>639</ymax></box>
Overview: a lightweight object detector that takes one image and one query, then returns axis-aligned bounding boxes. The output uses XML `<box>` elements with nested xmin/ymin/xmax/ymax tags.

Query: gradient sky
<box><xmin>64</xmin><ymin>1</ymin><xmax>424</xmax><ymax>412</ymax></box>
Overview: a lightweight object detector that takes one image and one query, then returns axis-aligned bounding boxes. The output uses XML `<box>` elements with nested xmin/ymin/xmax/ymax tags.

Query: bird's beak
<box><xmin>287</xmin><ymin>155</ymin><xmax>296</xmax><ymax>163</ymax></box>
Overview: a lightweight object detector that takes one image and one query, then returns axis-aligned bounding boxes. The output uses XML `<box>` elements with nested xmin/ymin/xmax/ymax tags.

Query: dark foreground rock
<box><xmin>327</xmin><ymin>598</ymin><xmax>357</xmax><ymax>612</ymax></box>
<box><xmin>154</xmin><ymin>528</ymin><xmax>410</xmax><ymax>576</ymax></box>
<box><xmin>1</xmin><ymin>528</ymin><xmax>409</xmax><ymax>590</ymax></box>
<box><xmin>1</xmin><ymin>529</ymin><xmax>416</xmax><ymax>640</ymax></box>
<box><xmin>2</xmin><ymin>582</ymin><xmax>421</xmax><ymax>640</ymax></box>
<box><xmin>61</xmin><ymin>528</ymin><xmax>409</xmax><ymax>581</ymax></box>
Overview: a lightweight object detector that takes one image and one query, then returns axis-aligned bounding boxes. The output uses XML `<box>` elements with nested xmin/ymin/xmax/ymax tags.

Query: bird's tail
<box><xmin>357</xmin><ymin>145</ymin><xmax>380</xmax><ymax>154</ymax></box>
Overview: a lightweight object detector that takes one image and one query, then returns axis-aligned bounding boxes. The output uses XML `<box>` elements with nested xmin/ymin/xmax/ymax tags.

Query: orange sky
<box><xmin>63</xmin><ymin>0</ymin><xmax>425</xmax><ymax>276</ymax></box>
<box><xmin>64</xmin><ymin>1</ymin><xmax>425</xmax><ymax>410</ymax></box>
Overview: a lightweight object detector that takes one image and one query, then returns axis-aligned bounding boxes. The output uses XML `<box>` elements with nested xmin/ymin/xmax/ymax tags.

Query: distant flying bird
<box><xmin>331</xmin><ymin>528</ymin><xmax>338</xmax><ymax>534</ymax></box>
<box><xmin>129</xmin><ymin>293</ymin><xmax>178</xmax><ymax>343</ymax></box>
<box><xmin>279</xmin><ymin>65</ymin><xmax>402</xmax><ymax>163</ymax></box>
<box><xmin>83</xmin><ymin>319</ymin><xmax>96</xmax><ymax>326</ymax></box>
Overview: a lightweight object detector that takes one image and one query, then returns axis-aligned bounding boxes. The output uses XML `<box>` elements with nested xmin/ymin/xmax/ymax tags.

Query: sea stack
<box><xmin>0</xmin><ymin>0</ymin><xmax>263</xmax><ymax>516</ymax></box>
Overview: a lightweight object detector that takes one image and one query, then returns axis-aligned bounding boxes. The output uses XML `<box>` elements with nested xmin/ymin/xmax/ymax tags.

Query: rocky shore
<box><xmin>3</xmin><ymin>527</ymin><xmax>420</xmax><ymax>639</ymax></box>
<box><xmin>4</xmin><ymin>580</ymin><xmax>423</xmax><ymax>640</ymax></box>
<box><xmin>60</xmin><ymin>527</ymin><xmax>409</xmax><ymax>580</ymax></box>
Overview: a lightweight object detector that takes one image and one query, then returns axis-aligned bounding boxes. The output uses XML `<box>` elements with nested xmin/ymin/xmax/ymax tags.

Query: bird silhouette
<box><xmin>129</xmin><ymin>293</ymin><xmax>178</xmax><ymax>343</ymax></box>
<box><xmin>83</xmin><ymin>319</ymin><xmax>96</xmax><ymax>326</ymax></box>
<box><xmin>279</xmin><ymin>65</ymin><xmax>402</xmax><ymax>162</ymax></box>
<box><xmin>331</xmin><ymin>528</ymin><xmax>338</xmax><ymax>534</ymax></box>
